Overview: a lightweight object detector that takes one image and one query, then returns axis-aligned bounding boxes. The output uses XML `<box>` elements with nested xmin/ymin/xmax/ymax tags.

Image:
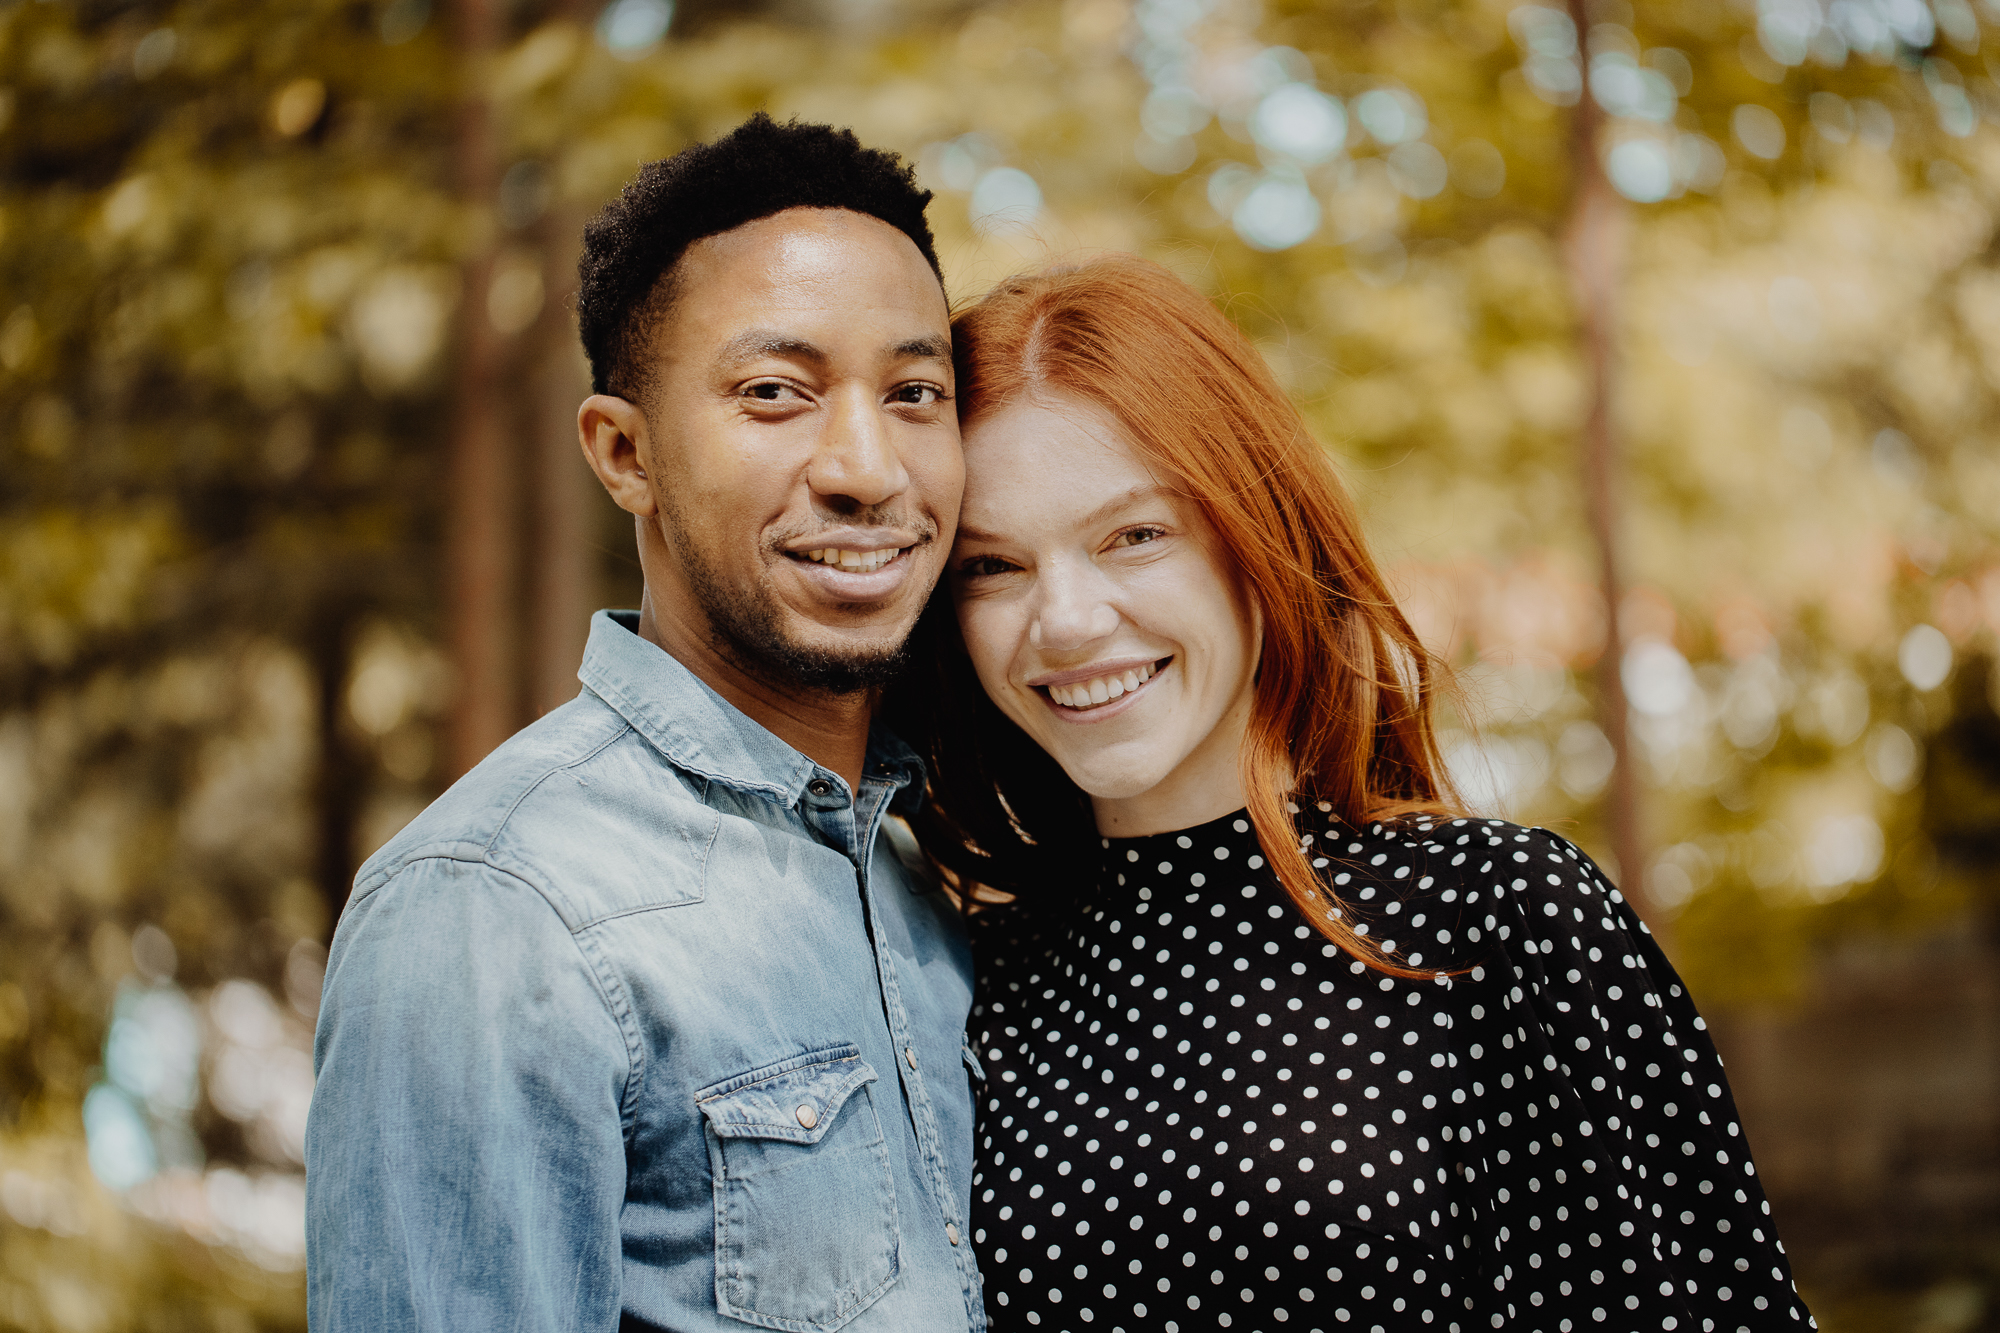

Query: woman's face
<box><xmin>950</xmin><ymin>392</ymin><xmax>1261</xmax><ymax>836</ymax></box>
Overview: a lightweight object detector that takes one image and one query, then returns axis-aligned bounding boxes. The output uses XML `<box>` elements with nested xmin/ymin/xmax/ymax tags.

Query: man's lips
<box><xmin>780</xmin><ymin>533</ymin><xmax>925</xmax><ymax>600</ymax></box>
<box><xmin>781</xmin><ymin>530</ymin><xmax>922</xmax><ymax>576</ymax></box>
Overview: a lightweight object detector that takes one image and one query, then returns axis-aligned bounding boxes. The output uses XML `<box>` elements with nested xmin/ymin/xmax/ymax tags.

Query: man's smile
<box><xmin>792</xmin><ymin>546</ymin><xmax>907</xmax><ymax>575</ymax></box>
<box><xmin>778</xmin><ymin>529</ymin><xmax>930</xmax><ymax>602</ymax></box>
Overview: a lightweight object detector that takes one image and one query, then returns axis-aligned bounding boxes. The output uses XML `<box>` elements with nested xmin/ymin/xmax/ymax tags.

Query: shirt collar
<box><xmin>577</xmin><ymin>610</ymin><xmax>926</xmax><ymax>812</ymax></box>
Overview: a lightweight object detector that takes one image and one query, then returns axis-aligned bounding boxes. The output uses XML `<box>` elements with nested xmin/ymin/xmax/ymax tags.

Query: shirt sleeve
<box><xmin>1483</xmin><ymin>827</ymin><xmax>1813</xmax><ymax>1329</ymax></box>
<box><xmin>306</xmin><ymin>854</ymin><xmax>632</xmax><ymax>1332</ymax></box>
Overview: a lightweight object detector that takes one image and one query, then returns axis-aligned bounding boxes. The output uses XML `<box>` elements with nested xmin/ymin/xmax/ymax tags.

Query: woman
<box><xmin>894</xmin><ymin>256</ymin><xmax>1810</xmax><ymax>1333</ymax></box>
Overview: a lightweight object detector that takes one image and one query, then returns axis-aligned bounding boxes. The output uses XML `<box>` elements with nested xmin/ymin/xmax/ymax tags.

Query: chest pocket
<box><xmin>697</xmin><ymin>1044</ymin><xmax>901</xmax><ymax>1332</ymax></box>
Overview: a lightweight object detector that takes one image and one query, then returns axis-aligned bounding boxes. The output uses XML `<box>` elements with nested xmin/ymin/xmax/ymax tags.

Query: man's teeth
<box><xmin>802</xmin><ymin>548</ymin><xmax>898</xmax><ymax>574</ymax></box>
<box><xmin>1048</xmin><ymin>662</ymin><xmax>1157</xmax><ymax>710</ymax></box>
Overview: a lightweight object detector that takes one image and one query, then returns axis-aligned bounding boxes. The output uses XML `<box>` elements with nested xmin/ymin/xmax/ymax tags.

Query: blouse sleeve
<box><xmin>1470</xmin><ymin>825</ymin><xmax>1813</xmax><ymax>1329</ymax></box>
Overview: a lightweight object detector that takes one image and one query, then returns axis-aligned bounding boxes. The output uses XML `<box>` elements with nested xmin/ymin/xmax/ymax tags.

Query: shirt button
<box><xmin>905</xmin><ymin>1047</ymin><xmax>918</xmax><ymax>1069</ymax></box>
<box><xmin>946</xmin><ymin>1222</ymin><xmax>961</xmax><ymax>1246</ymax></box>
<box><xmin>807</xmin><ymin>779</ymin><xmax>834</xmax><ymax>797</ymax></box>
<box><xmin>796</xmin><ymin>1104</ymin><xmax>818</xmax><ymax>1130</ymax></box>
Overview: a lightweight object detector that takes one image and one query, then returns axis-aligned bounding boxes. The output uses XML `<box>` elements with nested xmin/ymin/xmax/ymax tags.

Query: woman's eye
<box><xmin>957</xmin><ymin>555</ymin><xmax>1017</xmax><ymax>578</ymax></box>
<box><xmin>891</xmin><ymin>383</ymin><xmax>944</xmax><ymax>406</ymax></box>
<box><xmin>1109</xmin><ymin>526</ymin><xmax>1167</xmax><ymax>549</ymax></box>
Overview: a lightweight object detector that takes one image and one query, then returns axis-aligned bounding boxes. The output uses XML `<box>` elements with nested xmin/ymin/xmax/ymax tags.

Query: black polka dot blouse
<box><xmin>967</xmin><ymin>807</ymin><xmax>1811</xmax><ymax>1333</ymax></box>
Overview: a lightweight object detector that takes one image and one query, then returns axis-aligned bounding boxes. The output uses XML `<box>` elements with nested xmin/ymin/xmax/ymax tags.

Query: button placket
<box><xmin>852</xmin><ymin>775</ymin><xmax>985</xmax><ymax>1331</ymax></box>
<box><xmin>800</xmin><ymin>772</ymin><xmax>861</xmax><ymax>864</ymax></box>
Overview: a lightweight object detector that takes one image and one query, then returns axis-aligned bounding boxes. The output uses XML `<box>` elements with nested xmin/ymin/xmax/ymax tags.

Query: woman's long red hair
<box><xmin>893</xmin><ymin>254</ymin><xmax>1457</xmax><ymax>973</ymax></box>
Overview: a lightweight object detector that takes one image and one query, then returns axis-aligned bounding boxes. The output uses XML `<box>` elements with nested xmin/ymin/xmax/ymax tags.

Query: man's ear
<box><xmin>579</xmin><ymin>394</ymin><xmax>657</xmax><ymax>518</ymax></box>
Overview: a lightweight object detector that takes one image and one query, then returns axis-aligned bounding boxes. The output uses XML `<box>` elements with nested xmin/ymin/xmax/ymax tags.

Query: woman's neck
<box><xmin>1091</xmin><ymin>779</ymin><xmax>1248</xmax><ymax>838</ymax></box>
<box><xmin>1090</xmin><ymin>689</ymin><xmax>1254</xmax><ymax>837</ymax></box>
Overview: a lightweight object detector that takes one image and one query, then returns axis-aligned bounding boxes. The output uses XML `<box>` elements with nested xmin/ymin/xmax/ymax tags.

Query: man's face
<box><xmin>636</xmin><ymin>208</ymin><xmax>961</xmax><ymax>693</ymax></box>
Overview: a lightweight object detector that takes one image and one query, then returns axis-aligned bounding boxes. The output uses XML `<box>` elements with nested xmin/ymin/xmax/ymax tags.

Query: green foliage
<box><xmin>3</xmin><ymin>0</ymin><xmax>1998</xmax><ymax>1323</ymax></box>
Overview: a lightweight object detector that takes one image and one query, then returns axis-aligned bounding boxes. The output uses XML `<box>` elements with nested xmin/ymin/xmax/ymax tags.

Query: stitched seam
<box><xmin>480</xmin><ymin>721</ymin><xmax>634</xmax><ymax>857</ymax></box>
<box><xmin>347</xmin><ymin>842</ymin><xmax>492</xmax><ymax>906</ymax></box>
<box><xmin>570</xmin><ymin>897</ymin><xmax>706</xmax><ymax>930</ymax></box>
<box><xmin>701</xmin><ymin>1071</ymin><xmax>874</xmax><ymax>1137</ymax></box>
<box><xmin>695</xmin><ymin>1046</ymin><xmax>865</xmax><ymax>1104</ymax></box>
<box><xmin>689</xmin><ymin>803</ymin><xmax>720</xmax><ymax>897</ymax></box>
<box><xmin>351</xmin><ymin>854</ymin><xmax>641</xmax><ymax>1139</ymax></box>
<box><xmin>570</xmin><ymin>925</ymin><xmax>646</xmax><ymax>1136</ymax></box>
<box><xmin>582</xmin><ymin>680</ymin><xmax>809</xmax><ymax>802</ymax></box>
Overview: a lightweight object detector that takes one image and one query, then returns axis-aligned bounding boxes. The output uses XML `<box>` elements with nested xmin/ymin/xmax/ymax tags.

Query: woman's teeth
<box><xmin>801</xmin><ymin>548</ymin><xmax>898</xmax><ymax>574</ymax></box>
<box><xmin>1047</xmin><ymin>662</ymin><xmax>1157</xmax><ymax>710</ymax></box>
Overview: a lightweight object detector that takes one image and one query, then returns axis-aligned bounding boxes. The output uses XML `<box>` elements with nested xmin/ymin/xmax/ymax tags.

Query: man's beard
<box><xmin>662</xmin><ymin>509</ymin><xmax>918</xmax><ymax>696</ymax></box>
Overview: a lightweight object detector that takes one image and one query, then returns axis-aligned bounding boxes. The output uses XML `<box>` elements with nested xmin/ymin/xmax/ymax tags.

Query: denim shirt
<box><xmin>307</xmin><ymin>611</ymin><xmax>985</xmax><ymax>1333</ymax></box>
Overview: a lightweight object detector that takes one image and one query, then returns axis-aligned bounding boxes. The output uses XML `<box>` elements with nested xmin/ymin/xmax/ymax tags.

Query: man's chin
<box><xmin>715</xmin><ymin>619</ymin><xmax>915</xmax><ymax>696</ymax></box>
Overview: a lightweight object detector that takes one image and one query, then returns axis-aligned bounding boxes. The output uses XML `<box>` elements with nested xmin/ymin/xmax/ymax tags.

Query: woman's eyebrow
<box><xmin>953</xmin><ymin>485</ymin><xmax>1172</xmax><ymax>548</ymax></box>
<box><xmin>1076</xmin><ymin>483</ymin><xmax>1172</xmax><ymax>528</ymax></box>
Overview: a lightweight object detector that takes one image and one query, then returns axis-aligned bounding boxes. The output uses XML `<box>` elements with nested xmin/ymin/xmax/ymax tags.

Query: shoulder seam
<box><xmin>479</xmin><ymin>720</ymin><xmax>641</xmax><ymax>858</ymax></box>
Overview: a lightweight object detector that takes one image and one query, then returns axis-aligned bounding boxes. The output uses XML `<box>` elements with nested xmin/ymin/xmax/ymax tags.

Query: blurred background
<box><xmin>2</xmin><ymin>0</ymin><xmax>1997</xmax><ymax>1326</ymax></box>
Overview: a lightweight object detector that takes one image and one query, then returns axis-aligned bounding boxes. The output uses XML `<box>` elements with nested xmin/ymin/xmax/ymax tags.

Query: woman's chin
<box><xmin>1055</xmin><ymin>759</ymin><xmax>1176</xmax><ymax>804</ymax></box>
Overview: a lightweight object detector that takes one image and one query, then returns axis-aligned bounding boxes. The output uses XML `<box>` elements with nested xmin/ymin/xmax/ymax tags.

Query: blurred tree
<box><xmin>3</xmin><ymin>0</ymin><xmax>1999</xmax><ymax>1326</ymax></box>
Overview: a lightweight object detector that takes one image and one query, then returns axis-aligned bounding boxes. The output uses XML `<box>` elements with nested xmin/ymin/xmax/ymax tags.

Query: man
<box><xmin>306</xmin><ymin>115</ymin><xmax>982</xmax><ymax>1332</ymax></box>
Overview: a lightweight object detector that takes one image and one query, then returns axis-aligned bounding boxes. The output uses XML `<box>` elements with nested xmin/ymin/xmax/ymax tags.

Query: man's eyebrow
<box><xmin>714</xmin><ymin>331</ymin><xmax>829</xmax><ymax>368</ymax></box>
<box><xmin>712</xmin><ymin>331</ymin><xmax>950</xmax><ymax>369</ymax></box>
<box><xmin>891</xmin><ymin>334</ymin><xmax>952</xmax><ymax>361</ymax></box>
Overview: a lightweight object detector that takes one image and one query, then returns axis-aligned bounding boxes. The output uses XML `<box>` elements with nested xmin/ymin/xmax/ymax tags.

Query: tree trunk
<box><xmin>1561</xmin><ymin>0</ymin><xmax>1655</xmax><ymax>931</ymax></box>
<box><xmin>311</xmin><ymin>605</ymin><xmax>362</xmax><ymax>923</ymax></box>
<box><xmin>526</xmin><ymin>202</ymin><xmax>596</xmax><ymax>717</ymax></box>
<box><xmin>444</xmin><ymin>0</ymin><xmax>516</xmax><ymax>779</ymax></box>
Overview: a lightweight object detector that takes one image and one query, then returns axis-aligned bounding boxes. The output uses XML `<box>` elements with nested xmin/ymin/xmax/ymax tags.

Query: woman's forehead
<box><xmin>959</xmin><ymin>396</ymin><xmax>1165</xmax><ymax>526</ymax></box>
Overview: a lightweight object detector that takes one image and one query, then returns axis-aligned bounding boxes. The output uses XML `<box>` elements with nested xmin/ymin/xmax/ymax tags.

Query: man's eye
<box><xmin>744</xmin><ymin>381</ymin><xmax>801</xmax><ymax>402</ymax></box>
<box><xmin>892</xmin><ymin>383</ymin><xmax>943</xmax><ymax>406</ymax></box>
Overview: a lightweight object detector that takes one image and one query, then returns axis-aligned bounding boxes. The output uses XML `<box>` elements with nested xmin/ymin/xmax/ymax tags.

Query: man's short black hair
<box><xmin>576</xmin><ymin>113</ymin><xmax>943</xmax><ymax>401</ymax></box>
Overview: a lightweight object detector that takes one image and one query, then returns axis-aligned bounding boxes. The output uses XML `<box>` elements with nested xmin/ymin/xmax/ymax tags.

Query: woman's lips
<box><xmin>1036</xmin><ymin>657</ymin><xmax>1173</xmax><ymax>720</ymax></box>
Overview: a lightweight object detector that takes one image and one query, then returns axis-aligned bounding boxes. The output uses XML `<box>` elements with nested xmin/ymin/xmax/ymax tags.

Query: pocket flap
<box><xmin>697</xmin><ymin>1043</ymin><xmax>877</xmax><ymax>1146</ymax></box>
<box><xmin>961</xmin><ymin>1042</ymin><xmax>987</xmax><ymax>1084</ymax></box>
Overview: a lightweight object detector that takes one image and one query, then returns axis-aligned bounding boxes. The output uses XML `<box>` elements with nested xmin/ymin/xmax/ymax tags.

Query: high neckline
<box><xmin>1098</xmin><ymin>806</ymin><xmax>1256</xmax><ymax>851</ymax></box>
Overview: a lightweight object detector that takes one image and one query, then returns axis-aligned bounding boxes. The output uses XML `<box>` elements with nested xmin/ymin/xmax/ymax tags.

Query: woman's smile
<box><xmin>950</xmin><ymin>392</ymin><xmax>1260</xmax><ymax>831</ymax></box>
<box><xmin>1031</xmin><ymin>656</ymin><xmax>1171</xmax><ymax>715</ymax></box>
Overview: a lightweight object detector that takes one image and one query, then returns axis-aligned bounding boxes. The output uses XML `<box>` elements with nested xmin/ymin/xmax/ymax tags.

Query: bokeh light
<box><xmin>1249</xmin><ymin>84</ymin><xmax>1346</xmax><ymax>164</ymax></box>
<box><xmin>597</xmin><ymin>0</ymin><xmax>673</xmax><ymax>57</ymax></box>
<box><xmin>968</xmin><ymin>167</ymin><xmax>1043</xmax><ymax>235</ymax></box>
<box><xmin>1231</xmin><ymin>174</ymin><xmax>1320</xmax><ymax>250</ymax></box>
<box><xmin>1605</xmin><ymin>138</ymin><xmax>1674</xmax><ymax>203</ymax></box>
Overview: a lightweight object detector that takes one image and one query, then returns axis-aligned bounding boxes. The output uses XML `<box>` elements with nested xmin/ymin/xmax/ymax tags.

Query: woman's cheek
<box><xmin>956</xmin><ymin>601</ymin><xmax>1017</xmax><ymax>703</ymax></box>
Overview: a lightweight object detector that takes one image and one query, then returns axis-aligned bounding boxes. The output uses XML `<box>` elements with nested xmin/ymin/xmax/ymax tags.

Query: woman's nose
<box><xmin>1028</xmin><ymin>563</ymin><xmax>1121</xmax><ymax>651</ymax></box>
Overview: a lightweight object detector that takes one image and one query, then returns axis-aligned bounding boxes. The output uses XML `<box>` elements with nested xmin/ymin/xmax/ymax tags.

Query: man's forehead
<box><xmin>664</xmin><ymin>209</ymin><xmax>949</xmax><ymax>363</ymax></box>
<box><xmin>678</xmin><ymin>207</ymin><xmax>944</xmax><ymax>304</ymax></box>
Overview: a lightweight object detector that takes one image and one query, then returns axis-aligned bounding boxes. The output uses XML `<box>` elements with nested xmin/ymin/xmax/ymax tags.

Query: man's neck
<box><xmin>634</xmin><ymin>592</ymin><xmax>875</xmax><ymax>795</ymax></box>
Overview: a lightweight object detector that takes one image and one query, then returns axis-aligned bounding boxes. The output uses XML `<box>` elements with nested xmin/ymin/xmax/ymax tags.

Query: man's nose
<box><xmin>807</xmin><ymin>385</ymin><xmax>909</xmax><ymax>510</ymax></box>
<box><xmin>1028</xmin><ymin>559</ymin><xmax>1122</xmax><ymax>652</ymax></box>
